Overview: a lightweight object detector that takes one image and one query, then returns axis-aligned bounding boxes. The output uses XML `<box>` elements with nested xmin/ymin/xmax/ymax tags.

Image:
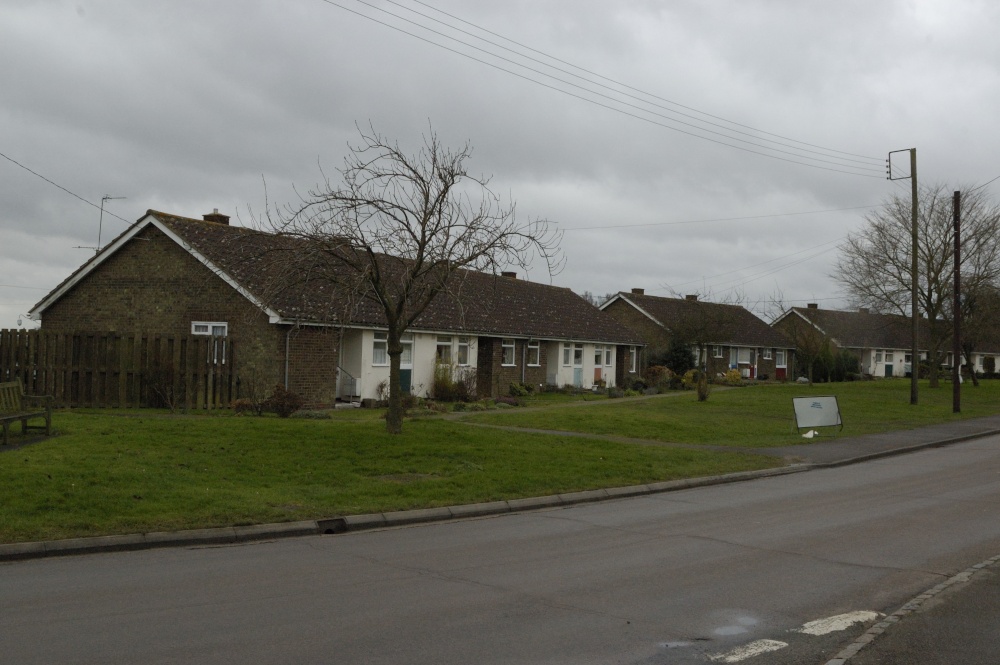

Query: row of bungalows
<box><xmin>28</xmin><ymin>209</ymin><xmax>644</xmax><ymax>406</ymax></box>
<box><xmin>27</xmin><ymin>208</ymin><xmax>1000</xmax><ymax>407</ymax></box>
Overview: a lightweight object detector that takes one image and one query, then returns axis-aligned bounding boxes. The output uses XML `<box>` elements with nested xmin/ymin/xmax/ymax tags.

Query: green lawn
<box><xmin>0</xmin><ymin>412</ymin><xmax>775</xmax><ymax>544</ymax></box>
<box><xmin>4</xmin><ymin>379</ymin><xmax>998</xmax><ymax>544</ymax></box>
<box><xmin>462</xmin><ymin>379</ymin><xmax>1000</xmax><ymax>447</ymax></box>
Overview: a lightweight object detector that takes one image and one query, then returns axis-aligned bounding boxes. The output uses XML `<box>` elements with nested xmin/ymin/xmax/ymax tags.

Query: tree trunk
<box><xmin>386</xmin><ymin>344</ymin><xmax>404</xmax><ymax>434</ymax></box>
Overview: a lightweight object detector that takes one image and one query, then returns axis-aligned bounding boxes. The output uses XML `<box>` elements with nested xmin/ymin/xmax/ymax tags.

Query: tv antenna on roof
<box><xmin>74</xmin><ymin>195</ymin><xmax>126</xmax><ymax>253</ymax></box>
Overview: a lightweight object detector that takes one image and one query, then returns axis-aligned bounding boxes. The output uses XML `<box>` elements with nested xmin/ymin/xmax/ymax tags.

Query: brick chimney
<box><xmin>501</xmin><ymin>271</ymin><xmax>517</xmax><ymax>279</ymax></box>
<box><xmin>631</xmin><ymin>288</ymin><xmax>644</xmax><ymax>295</ymax></box>
<box><xmin>685</xmin><ymin>294</ymin><xmax>698</xmax><ymax>301</ymax></box>
<box><xmin>203</xmin><ymin>208</ymin><xmax>230</xmax><ymax>225</ymax></box>
<box><xmin>807</xmin><ymin>303</ymin><xmax>818</xmax><ymax>309</ymax></box>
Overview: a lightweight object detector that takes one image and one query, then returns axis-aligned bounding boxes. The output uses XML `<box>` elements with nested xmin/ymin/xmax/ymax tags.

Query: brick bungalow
<box><xmin>601</xmin><ymin>289</ymin><xmax>795</xmax><ymax>380</ymax></box>
<box><xmin>772</xmin><ymin>304</ymin><xmax>932</xmax><ymax>378</ymax></box>
<box><xmin>29</xmin><ymin>209</ymin><xmax>643</xmax><ymax>404</ymax></box>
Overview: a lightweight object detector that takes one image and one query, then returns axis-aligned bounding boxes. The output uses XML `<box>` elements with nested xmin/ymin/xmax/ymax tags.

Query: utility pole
<box><xmin>953</xmin><ymin>190</ymin><xmax>961</xmax><ymax>413</ymax></box>
<box><xmin>888</xmin><ymin>148</ymin><xmax>918</xmax><ymax>405</ymax></box>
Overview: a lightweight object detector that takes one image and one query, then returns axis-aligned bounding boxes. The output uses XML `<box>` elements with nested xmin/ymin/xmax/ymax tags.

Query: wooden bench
<box><xmin>0</xmin><ymin>379</ymin><xmax>52</xmax><ymax>446</ymax></box>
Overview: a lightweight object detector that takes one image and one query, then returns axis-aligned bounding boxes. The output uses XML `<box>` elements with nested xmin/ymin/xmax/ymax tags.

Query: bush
<box><xmin>723</xmin><ymin>369</ymin><xmax>743</xmax><ymax>386</ymax></box>
<box><xmin>656</xmin><ymin>340</ymin><xmax>696</xmax><ymax>376</ymax></box>
<box><xmin>681</xmin><ymin>369</ymin><xmax>699</xmax><ymax>390</ymax></box>
<box><xmin>231</xmin><ymin>398</ymin><xmax>258</xmax><ymax>416</ymax></box>
<box><xmin>265</xmin><ymin>384</ymin><xmax>305</xmax><ymax>418</ymax></box>
<box><xmin>509</xmin><ymin>382</ymin><xmax>531</xmax><ymax>397</ymax></box>
<box><xmin>434</xmin><ymin>364</ymin><xmax>476</xmax><ymax>402</ymax></box>
<box><xmin>494</xmin><ymin>395</ymin><xmax>522</xmax><ymax>407</ymax></box>
<box><xmin>643</xmin><ymin>365</ymin><xmax>675</xmax><ymax>392</ymax></box>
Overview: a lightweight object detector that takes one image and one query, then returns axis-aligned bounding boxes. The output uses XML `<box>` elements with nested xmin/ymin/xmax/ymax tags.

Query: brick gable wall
<box><xmin>38</xmin><ymin>225</ymin><xmax>339</xmax><ymax>405</ymax></box>
<box><xmin>476</xmin><ymin>337</ymin><xmax>548</xmax><ymax>397</ymax></box>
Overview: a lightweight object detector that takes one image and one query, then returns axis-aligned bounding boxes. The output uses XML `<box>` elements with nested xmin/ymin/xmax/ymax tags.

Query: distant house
<box><xmin>29</xmin><ymin>209</ymin><xmax>642</xmax><ymax>405</ymax></box>
<box><xmin>772</xmin><ymin>304</ymin><xmax>926</xmax><ymax>377</ymax></box>
<box><xmin>601</xmin><ymin>289</ymin><xmax>795</xmax><ymax>380</ymax></box>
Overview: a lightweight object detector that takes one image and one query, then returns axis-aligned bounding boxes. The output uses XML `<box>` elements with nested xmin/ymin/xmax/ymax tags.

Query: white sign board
<box><xmin>792</xmin><ymin>395</ymin><xmax>843</xmax><ymax>432</ymax></box>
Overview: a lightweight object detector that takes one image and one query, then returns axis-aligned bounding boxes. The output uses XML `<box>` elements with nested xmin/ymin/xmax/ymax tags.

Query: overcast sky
<box><xmin>3</xmin><ymin>0</ymin><xmax>999</xmax><ymax>330</ymax></box>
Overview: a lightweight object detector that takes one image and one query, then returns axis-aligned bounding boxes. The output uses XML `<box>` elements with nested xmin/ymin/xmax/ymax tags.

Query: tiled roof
<box><xmin>152</xmin><ymin>211</ymin><xmax>642</xmax><ymax>344</ymax></box>
<box><xmin>613</xmin><ymin>292</ymin><xmax>793</xmax><ymax>348</ymax></box>
<box><xmin>787</xmin><ymin>307</ymin><xmax>922</xmax><ymax>349</ymax></box>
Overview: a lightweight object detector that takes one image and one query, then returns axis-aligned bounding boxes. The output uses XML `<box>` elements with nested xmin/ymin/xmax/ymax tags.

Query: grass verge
<box><xmin>0</xmin><ymin>412</ymin><xmax>776</xmax><ymax>544</ymax></box>
<box><xmin>461</xmin><ymin>379</ymin><xmax>1000</xmax><ymax>447</ymax></box>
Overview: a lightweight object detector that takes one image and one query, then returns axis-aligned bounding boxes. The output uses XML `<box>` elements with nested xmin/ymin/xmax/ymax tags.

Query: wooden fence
<box><xmin>0</xmin><ymin>330</ymin><xmax>236</xmax><ymax>409</ymax></box>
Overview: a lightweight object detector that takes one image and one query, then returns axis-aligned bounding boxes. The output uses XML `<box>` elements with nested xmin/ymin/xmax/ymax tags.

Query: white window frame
<box><xmin>436</xmin><ymin>335</ymin><xmax>452</xmax><ymax>364</ymax></box>
<box><xmin>604</xmin><ymin>346</ymin><xmax>613</xmax><ymax>367</ymax></box>
<box><xmin>527</xmin><ymin>340</ymin><xmax>540</xmax><ymax>366</ymax></box>
<box><xmin>191</xmin><ymin>321</ymin><xmax>227</xmax><ymax>337</ymax></box>
<box><xmin>875</xmin><ymin>350</ymin><xmax>883</xmax><ymax>363</ymax></box>
<box><xmin>713</xmin><ymin>345</ymin><xmax>723</xmax><ymax>358</ymax></box>
<box><xmin>886</xmin><ymin>351</ymin><xmax>894</xmax><ymax>364</ymax></box>
<box><xmin>594</xmin><ymin>345</ymin><xmax>603</xmax><ymax>367</ymax></box>
<box><xmin>573</xmin><ymin>343</ymin><xmax>584</xmax><ymax>367</ymax></box>
<box><xmin>501</xmin><ymin>338</ymin><xmax>516</xmax><ymax>366</ymax></box>
<box><xmin>372</xmin><ymin>331</ymin><xmax>388</xmax><ymax>366</ymax></box>
<box><xmin>562</xmin><ymin>342</ymin><xmax>572</xmax><ymax>367</ymax></box>
<box><xmin>629</xmin><ymin>346</ymin><xmax>637</xmax><ymax>373</ymax></box>
<box><xmin>776</xmin><ymin>350</ymin><xmax>786</xmax><ymax>366</ymax></box>
<box><xmin>763</xmin><ymin>348</ymin><xmax>772</xmax><ymax>360</ymax></box>
<box><xmin>457</xmin><ymin>336</ymin><xmax>470</xmax><ymax>366</ymax></box>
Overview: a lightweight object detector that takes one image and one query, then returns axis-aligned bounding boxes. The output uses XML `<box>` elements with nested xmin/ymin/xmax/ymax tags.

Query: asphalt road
<box><xmin>4</xmin><ymin>436</ymin><xmax>1000</xmax><ymax>664</ymax></box>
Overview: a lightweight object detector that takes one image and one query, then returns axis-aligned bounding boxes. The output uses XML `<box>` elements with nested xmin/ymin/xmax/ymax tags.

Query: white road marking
<box><xmin>707</xmin><ymin>639</ymin><xmax>788</xmax><ymax>662</ymax></box>
<box><xmin>795</xmin><ymin>611</ymin><xmax>883</xmax><ymax>636</ymax></box>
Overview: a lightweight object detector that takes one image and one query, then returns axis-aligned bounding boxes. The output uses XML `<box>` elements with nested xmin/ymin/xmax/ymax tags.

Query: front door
<box><xmin>884</xmin><ymin>364</ymin><xmax>893</xmax><ymax>378</ymax></box>
<box><xmin>573</xmin><ymin>343</ymin><xmax>583</xmax><ymax>387</ymax></box>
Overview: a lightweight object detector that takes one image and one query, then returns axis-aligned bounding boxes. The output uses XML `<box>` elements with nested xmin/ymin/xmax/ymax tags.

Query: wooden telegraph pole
<box><xmin>888</xmin><ymin>148</ymin><xmax>919</xmax><ymax>405</ymax></box>
<box><xmin>953</xmin><ymin>190</ymin><xmax>961</xmax><ymax>413</ymax></box>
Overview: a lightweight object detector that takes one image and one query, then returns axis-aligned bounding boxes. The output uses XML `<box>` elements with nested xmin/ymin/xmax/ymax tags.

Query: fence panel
<box><xmin>0</xmin><ymin>330</ymin><xmax>235</xmax><ymax>409</ymax></box>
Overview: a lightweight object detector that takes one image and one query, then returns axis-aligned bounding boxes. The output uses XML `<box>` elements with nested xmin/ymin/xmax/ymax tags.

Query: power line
<box><xmin>320</xmin><ymin>0</ymin><xmax>884</xmax><ymax>178</ymax></box>
<box><xmin>562</xmin><ymin>205</ymin><xmax>877</xmax><ymax>231</ymax></box>
<box><xmin>969</xmin><ymin>173</ymin><xmax>1000</xmax><ymax>193</ymax></box>
<box><xmin>0</xmin><ymin>150</ymin><xmax>132</xmax><ymax>225</ymax></box>
<box><xmin>0</xmin><ymin>284</ymin><xmax>47</xmax><ymax>290</ymax></box>
<box><xmin>384</xmin><ymin>0</ymin><xmax>882</xmax><ymax>168</ymax></box>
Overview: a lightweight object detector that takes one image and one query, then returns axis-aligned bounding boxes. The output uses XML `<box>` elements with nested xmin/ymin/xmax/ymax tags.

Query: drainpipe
<box><xmin>284</xmin><ymin>321</ymin><xmax>301</xmax><ymax>389</ymax></box>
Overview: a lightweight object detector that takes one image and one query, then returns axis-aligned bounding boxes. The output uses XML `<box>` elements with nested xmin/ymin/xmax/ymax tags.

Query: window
<box><xmin>604</xmin><ymin>346</ymin><xmax>613</xmax><ymax>366</ymax></box>
<box><xmin>457</xmin><ymin>337</ymin><xmax>470</xmax><ymax>366</ymax></box>
<box><xmin>562</xmin><ymin>343</ymin><xmax>572</xmax><ymax>367</ymax></box>
<box><xmin>713</xmin><ymin>345</ymin><xmax>723</xmax><ymax>358</ymax></box>
<box><xmin>885</xmin><ymin>352</ymin><xmax>894</xmax><ymax>363</ymax></box>
<box><xmin>527</xmin><ymin>340</ymin><xmax>540</xmax><ymax>366</ymax></box>
<box><xmin>629</xmin><ymin>346</ymin><xmax>637</xmax><ymax>373</ymax></box>
<box><xmin>737</xmin><ymin>348</ymin><xmax>752</xmax><ymax>364</ymax></box>
<box><xmin>763</xmin><ymin>348</ymin><xmax>772</xmax><ymax>360</ymax></box>
<box><xmin>595</xmin><ymin>346</ymin><xmax>603</xmax><ymax>367</ymax></box>
<box><xmin>191</xmin><ymin>321</ymin><xmax>227</xmax><ymax>337</ymax></box>
<box><xmin>776</xmin><ymin>350</ymin><xmax>786</xmax><ymax>366</ymax></box>
<box><xmin>875</xmin><ymin>350</ymin><xmax>883</xmax><ymax>363</ymax></box>
<box><xmin>373</xmin><ymin>331</ymin><xmax>388</xmax><ymax>366</ymax></box>
<box><xmin>436</xmin><ymin>336</ymin><xmax>452</xmax><ymax>363</ymax></box>
<box><xmin>573</xmin><ymin>343</ymin><xmax>584</xmax><ymax>367</ymax></box>
<box><xmin>501</xmin><ymin>338</ymin><xmax>516</xmax><ymax>366</ymax></box>
<box><xmin>401</xmin><ymin>333</ymin><xmax>413</xmax><ymax>365</ymax></box>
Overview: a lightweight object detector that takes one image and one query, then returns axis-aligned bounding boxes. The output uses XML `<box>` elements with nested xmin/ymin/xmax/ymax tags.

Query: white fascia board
<box><xmin>298</xmin><ymin>321</ymin><xmax>642</xmax><ymax>346</ymax></box>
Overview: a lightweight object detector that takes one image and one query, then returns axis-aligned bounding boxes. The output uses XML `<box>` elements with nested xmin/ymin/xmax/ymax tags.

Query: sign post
<box><xmin>792</xmin><ymin>396</ymin><xmax>843</xmax><ymax>436</ymax></box>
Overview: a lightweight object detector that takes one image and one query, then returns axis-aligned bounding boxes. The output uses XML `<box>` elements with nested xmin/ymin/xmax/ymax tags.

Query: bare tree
<box><xmin>957</xmin><ymin>283</ymin><xmax>1000</xmax><ymax>387</ymax></box>
<box><xmin>833</xmin><ymin>184</ymin><xmax>1000</xmax><ymax>388</ymax></box>
<box><xmin>259</xmin><ymin>125</ymin><xmax>562</xmax><ymax>433</ymax></box>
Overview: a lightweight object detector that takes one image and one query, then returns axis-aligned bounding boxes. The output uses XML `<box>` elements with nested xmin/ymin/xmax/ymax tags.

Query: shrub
<box><xmin>231</xmin><ymin>398</ymin><xmax>258</xmax><ymax>416</ymax></box>
<box><xmin>623</xmin><ymin>389</ymin><xmax>643</xmax><ymax>397</ymax></box>
<box><xmin>723</xmin><ymin>369</ymin><xmax>743</xmax><ymax>386</ymax></box>
<box><xmin>681</xmin><ymin>369</ymin><xmax>699</xmax><ymax>389</ymax></box>
<box><xmin>433</xmin><ymin>363</ymin><xmax>476</xmax><ymax>402</ymax></box>
<box><xmin>509</xmin><ymin>382</ymin><xmax>530</xmax><ymax>397</ymax></box>
<box><xmin>643</xmin><ymin>365</ymin><xmax>675</xmax><ymax>392</ymax></box>
<box><xmin>265</xmin><ymin>384</ymin><xmax>305</xmax><ymax>418</ymax></box>
<box><xmin>494</xmin><ymin>395</ymin><xmax>522</xmax><ymax>407</ymax></box>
